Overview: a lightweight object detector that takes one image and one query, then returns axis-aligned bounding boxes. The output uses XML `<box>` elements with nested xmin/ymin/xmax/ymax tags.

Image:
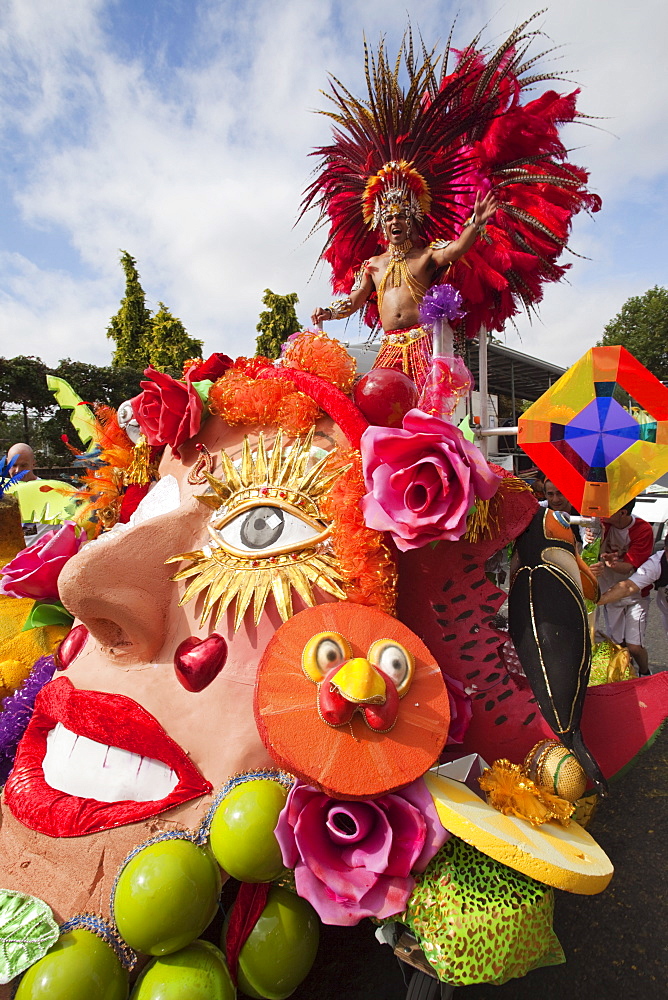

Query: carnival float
<box><xmin>1</xmin><ymin>13</ymin><xmax>667</xmax><ymax>1000</ymax></box>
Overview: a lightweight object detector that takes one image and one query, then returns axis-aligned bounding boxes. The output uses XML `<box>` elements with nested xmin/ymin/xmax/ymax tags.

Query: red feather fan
<box><xmin>301</xmin><ymin>13</ymin><xmax>601</xmax><ymax>338</ymax></box>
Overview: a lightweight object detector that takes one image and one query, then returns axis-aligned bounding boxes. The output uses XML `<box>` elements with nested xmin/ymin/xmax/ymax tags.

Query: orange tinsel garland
<box><xmin>208</xmin><ymin>363</ymin><xmax>319</xmax><ymax>436</ymax></box>
<box><xmin>62</xmin><ymin>406</ymin><xmax>136</xmax><ymax>535</ymax></box>
<box><xmin>208</xmin><ymin>335</ymin><xmax>357</xmax><ymax>435</ymax></box>
<box><xmin>321</xmin><ymin>451</ymin><xmax>397</xmax><ymax>614</ymax></box>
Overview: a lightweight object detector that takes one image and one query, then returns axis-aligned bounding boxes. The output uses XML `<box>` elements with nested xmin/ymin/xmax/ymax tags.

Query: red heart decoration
<box><xmin>55</xmin><ymin>624</ymin><xmax>89</xmax><ymax>671</ymax></box>
<box><xmin>174</xmin><ymin>633</ymin><xmax>228</xmax><ymax>692</ymax></box>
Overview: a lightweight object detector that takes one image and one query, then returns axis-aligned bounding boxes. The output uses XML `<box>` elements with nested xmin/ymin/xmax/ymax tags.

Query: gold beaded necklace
<box><xmin>377</xmin><ymin>239</ymin><xmax>428</xmax><ymax>313</ymax></box>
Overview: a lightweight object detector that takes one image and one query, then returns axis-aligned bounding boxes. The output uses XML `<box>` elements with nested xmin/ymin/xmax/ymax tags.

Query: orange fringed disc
<box><xmin>254</xmin><ymin>603</ymin><xmax>450</xmax><ymax>799</ymax></box>
<box><xmin>282</xmin><ymin>331</ymin><xmax>356</xmax><ymax>393</ymax></box>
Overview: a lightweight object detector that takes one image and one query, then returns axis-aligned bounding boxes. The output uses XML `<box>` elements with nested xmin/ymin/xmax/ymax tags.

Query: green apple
<box><xmin>209</xmin><ymin>779</ymin><xmax>288</xmax><ymax>883</ymax></box>
<box><xmin>15</xmin><ymin>929</ymin><xmax>128</xmax><ymax>1000</ymax></box>
<box><xmin>130</xmin><ymin>940</ymin><xmax>234</xmax><ymax>999</ymax></box>
<box><xmin>114</xmin><ymin>839</ymin><xmax>221</xmax><ymax>956</ymax></box>
<box><xmin>224</xmin><ymin>887</ymin><xmax>319</xmax><ymax>999</ymax></box>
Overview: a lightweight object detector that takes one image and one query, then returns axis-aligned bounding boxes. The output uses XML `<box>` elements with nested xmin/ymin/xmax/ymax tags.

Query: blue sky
<box><xmin>0</xmin><ymin>0</ymin><xmax>666</xmax><ymax>370</ymax></box>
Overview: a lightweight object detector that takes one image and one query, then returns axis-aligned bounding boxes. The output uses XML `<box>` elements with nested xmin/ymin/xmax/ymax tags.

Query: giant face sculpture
<box><xmin>0</xmin><ymin>346</ymin><xmax>447</xmax><ymax>939</ymax></box>
<box><xmin>0</xmin><ymin>343</ymin><xmax>632</xmax><ymax>998</ymax></box>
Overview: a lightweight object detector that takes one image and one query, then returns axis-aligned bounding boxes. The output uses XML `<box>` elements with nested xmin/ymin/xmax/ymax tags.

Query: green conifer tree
<box><xmin>255</xmin><ymin>289</ymin><xmax>301</xmax><ymax>360</ymax></box>
<box><xmin>107</xmin><ymin>252</ymin><xmax>153</xmax><ymax>369</ymax></box>
<box><xmin>107</xmin><ymin>253</ymin><xmax>203</xmax><ymax>373</ymax></box>
<box><xmin>149</xmin><ymin>302</ymin><xmax>203</xmax><ymax>372</ymax></box>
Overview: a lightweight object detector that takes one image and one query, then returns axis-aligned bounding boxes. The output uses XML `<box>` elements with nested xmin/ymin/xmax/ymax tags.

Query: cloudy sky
<box><xmin>0</xmin><ymin>0</ymin><xmax>666</xmax><ymax>371</ymax></box>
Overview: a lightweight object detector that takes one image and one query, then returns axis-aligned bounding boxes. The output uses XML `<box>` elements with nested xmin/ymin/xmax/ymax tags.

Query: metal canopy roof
<box><xmin>463</xmin><ymin>340</ymin><xmax>566</xmax><ymax>402</ymax></box>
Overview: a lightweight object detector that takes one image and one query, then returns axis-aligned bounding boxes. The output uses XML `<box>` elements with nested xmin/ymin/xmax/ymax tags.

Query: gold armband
<box><xmin>463</xmin><ymin>215</ymin><xmax>485</xmax><ymax>237</ymax></box>
<box><xmin>328</xmin><ymin>296</ymin><xmax>355</xmax><ymax>320</ymax></box>
<box><xmin>429</xmin><ymin>238</ymin><xmax>453</xmax><ymax>251</ymax></box>
<box><xmin>351</xmin><ymin>262</ymin><xmax>369</xmax><ymax>292</ymax></box>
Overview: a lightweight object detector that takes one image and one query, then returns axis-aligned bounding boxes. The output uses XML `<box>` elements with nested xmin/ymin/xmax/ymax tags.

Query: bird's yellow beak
<box><xmin>329</xmin><ymin>658</ymin><xmax>387</xmax><ymax>705</ymax></box>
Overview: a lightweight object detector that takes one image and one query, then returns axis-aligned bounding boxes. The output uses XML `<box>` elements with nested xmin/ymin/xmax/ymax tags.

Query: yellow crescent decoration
<box><xmin>424</xmin><ymin>770</ymin><xmax>613</xmax><ymax>895</ymax></box>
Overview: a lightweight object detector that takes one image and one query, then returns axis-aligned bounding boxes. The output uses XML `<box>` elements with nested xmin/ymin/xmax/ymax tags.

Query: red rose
<box><xmin>131</xmin><ymin>367</ymin><xmax>203</xmax><ymax>458</ymax></box>
<box><xmin>185</xmin><ymin>353</ymin><xmax>233</xmax><ymax>382</ymax></box>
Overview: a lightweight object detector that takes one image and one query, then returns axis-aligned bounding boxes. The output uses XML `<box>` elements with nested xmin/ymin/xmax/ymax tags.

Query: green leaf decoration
<box><xmin>458</xmin><ymin>414</ymin><xmax>475</xmax><ymax>442</ymax></box>
<box><xmin>0</xmin><ymin>888</ymin><xmax>59</xmax><ymax>984</ymax></box>
<box><xmin>192</xmin><ymin>379</ymin><xmax>214</xmax><ymax>407</ymax></box>
<box><xmin>21</xmin><ymin>601</ymin><xmax>74</xmax><ymax>631</ymax></box>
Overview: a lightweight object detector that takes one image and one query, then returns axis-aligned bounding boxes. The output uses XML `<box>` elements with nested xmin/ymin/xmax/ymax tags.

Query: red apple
<box><xmin>353</xmin><ymin>368</ymin><xmax>418</xmax><ymax>427</ymax></box>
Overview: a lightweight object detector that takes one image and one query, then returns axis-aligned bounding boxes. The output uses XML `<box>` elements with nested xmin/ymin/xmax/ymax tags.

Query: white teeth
<box><xmin>43</xmin><ymin>723</ymin><xmax>178</xmax><ymax>803</ymax></box>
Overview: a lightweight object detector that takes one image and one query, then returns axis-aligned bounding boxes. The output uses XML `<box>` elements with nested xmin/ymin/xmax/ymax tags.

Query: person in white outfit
<box><xmin>597</xmin><ymin>533</ymin><xmax>668</xmax><ymax>673</ymax></box>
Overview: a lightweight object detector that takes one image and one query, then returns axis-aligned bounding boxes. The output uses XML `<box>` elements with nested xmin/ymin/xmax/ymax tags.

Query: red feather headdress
<box><xmin>300</xmin><ymin>13</ymin><xmax>601</xmax><ymax>338</ymax></box>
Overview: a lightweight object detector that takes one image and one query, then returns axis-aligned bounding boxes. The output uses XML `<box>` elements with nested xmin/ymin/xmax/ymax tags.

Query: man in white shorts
<box><xmin>591</xmin><ymin>499</ymin><xmax>654</xmax><ymax>675</ymax></box>
<box><xmin>598</xmin><ymin>533</ymin><xmax>668</xmax><ymax>644</ymax></box>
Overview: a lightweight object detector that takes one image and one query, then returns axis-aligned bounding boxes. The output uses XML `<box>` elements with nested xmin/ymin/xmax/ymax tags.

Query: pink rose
<box><xmin>275</xmin><ymin>778</ymin><xmax>448</xmax><ymax>926</ymax></box>
<box><xmin>131</xmin><ymin>366</ymin><xmax>203</xmax><ymax>457</ymax></box>
<box><xmin>360</xmin><ymin>408</ymin><xmax>500</xmax><ymax>551</ymax></box>
<box><xmin>0</xmin><ymin>522</ymin><xmax>85</xmax><ymax>602</ymax></box>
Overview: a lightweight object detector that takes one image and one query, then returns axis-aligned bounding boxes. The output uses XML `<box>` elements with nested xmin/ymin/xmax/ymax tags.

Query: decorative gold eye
<box><xmin>367</xmin><ymin>640</ymin><xmax>414</xmax><ymax>697</ymax></box>
<box><xmin>211</xmin><ymin>502</ymin><xmax>329</xmax><ymax>558</ymax></box>
<box><xmin>302</xmin><ymin>632</ymin><xmax>352</xmax><ymax>683</ymax></box>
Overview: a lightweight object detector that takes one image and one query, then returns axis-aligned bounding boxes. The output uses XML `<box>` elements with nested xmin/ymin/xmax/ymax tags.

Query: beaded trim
<box><xmin>380</xmin><ymin>325</ymin><xmax>431</xmax><ymax>345</ymax></box>
<box><xmin>59</xmin><ymin>912</ymin><xmax>137</xmax><ymax>972</ymax></box>
<box><xmin>197</xmin><ymin>768</ymin><xmax>296</xmax><ymax>842</ymax></box>
<box><xmin>109</xmin><ymin>828</ymin><xmax>201</xmax><ymax>919</ymax></box>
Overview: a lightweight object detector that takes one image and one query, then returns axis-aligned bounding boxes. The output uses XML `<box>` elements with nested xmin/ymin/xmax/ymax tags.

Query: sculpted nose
<box><xmin>329</xmin><ymin>658</ymin><xmax>387</xmax><ymax>705</ymax></box>
<box><xmin>58</xmin><ymin>508</ymin><xmax>202</xmax><ymax>663</ymax></box>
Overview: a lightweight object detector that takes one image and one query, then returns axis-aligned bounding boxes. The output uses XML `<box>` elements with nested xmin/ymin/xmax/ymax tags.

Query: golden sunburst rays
<box><xmin>166</xmin><ymin>429</ymin><xmax>350</xmax><ymax>632</ymax></box>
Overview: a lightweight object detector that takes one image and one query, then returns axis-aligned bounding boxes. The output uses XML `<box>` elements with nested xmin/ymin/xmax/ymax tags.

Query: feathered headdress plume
<box><xmin>300</xmin><ymin>12</ymin><xmax>601</xmax><ymax>337</ymax></box>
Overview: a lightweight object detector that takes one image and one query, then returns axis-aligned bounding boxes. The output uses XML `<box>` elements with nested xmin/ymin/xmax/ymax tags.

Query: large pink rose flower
<box><xmin>131</xmin><ymin>366</ymin><xmax>203</xmax><ymax>458</ymax></box>
<box><xmin>0</xmin><ymin>522</ymin><xmax>85</xmax><ymax>602</ymax></box>
<box><xmin>360</xmin><ymin>408</ymin><xmax>500</xmax><ymax>551</ymax></box>
<box><xmin>275</xmin><ymin>778</ymin><xmax>448</xmax><ymax>926</ymax></box>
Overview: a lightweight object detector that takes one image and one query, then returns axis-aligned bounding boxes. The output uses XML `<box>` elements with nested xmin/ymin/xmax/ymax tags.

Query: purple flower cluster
<box><xmin>419</xmin><ymin>283</ymin><xmax>464</xmax><ymax>324</ymax></box>
<box><xmin>0</xmin><ymin>655</ymin><xmax>55</xmax><ymax>784</ymax></box>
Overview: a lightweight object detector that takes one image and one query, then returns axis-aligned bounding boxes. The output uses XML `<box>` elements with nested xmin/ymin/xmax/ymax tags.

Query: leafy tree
<box><xmin>52</xmin><ymin>359</ymin><xmax>143</xmax><ymax>408</ymax></box>
<box><xmin>107</xmin><ymin>252</ymin><xmax>154</xmax><ymax>369</ymax></box>
<box><xmin>255</xmin><ymin>289</ymin><xmax>301</xmax><ymax>360</ymax></box>
<box><xmin>0</xmin><ymin>356</ymin><xmax>53</xmax><ymax>442</ymax></box>
<box><xmin>597</xmin><ymin>286</ymin><xmax>668</xmax><ymax>380</ymax></box>
<box><xmin>107</xmin><ymin>252</ymin><xmax>203</xmax><ymax>372</ymax></box>
<box><xmin>150</xmin><ymin>302</ymin><xmax>203</xmax><ymax>372</ymax></box>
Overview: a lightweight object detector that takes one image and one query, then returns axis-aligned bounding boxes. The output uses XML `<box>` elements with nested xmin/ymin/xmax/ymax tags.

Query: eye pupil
<box><xmin>316</xmin><ymin>638</ymin><xmax>346</xmax><ymax>671</ymax></box>
<box><xmin>240</xmin><ymin>506</ymin><xmax>285</xmax><ymax>549</ymax></box>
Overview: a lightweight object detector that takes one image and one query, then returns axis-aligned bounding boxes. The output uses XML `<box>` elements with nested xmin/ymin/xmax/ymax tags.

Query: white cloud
<box><xmin>0</xmin><ymin>0</ymin><xmax>665</xmax><ymax>369</ymax></box>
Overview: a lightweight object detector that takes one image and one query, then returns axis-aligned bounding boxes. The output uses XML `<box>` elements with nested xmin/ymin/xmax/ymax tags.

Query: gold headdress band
<box><xmin>362</xmin><ymin>160</ymin><xmax>432</xmax><ymax>231</ymax></box>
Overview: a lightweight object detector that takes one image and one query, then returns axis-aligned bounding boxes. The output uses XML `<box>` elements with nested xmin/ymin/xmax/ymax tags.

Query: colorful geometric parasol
<box><xmin>518</xmin><ymin>346</ymin><xmax>668</xmax><ymax>516</ymax></box>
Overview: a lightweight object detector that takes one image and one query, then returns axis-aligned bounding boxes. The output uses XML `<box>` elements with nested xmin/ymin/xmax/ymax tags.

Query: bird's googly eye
<box><xmin>302</xmin><ymin>632</ymin><xmax>352</xmax><ymax>683</ymax></box>
<box><xmin>367</xmin><ymin>640</ymin><xmax>414</xmax><ymax>697</ymax></box>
